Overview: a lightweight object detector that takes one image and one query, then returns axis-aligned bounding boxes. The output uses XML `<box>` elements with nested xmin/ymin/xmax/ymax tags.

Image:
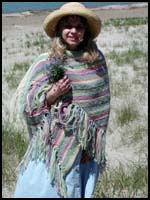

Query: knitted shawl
<box><xmin>14</xmin><ymin>50</ymin><xmax>110</xmax><ymax>197</ymax></box>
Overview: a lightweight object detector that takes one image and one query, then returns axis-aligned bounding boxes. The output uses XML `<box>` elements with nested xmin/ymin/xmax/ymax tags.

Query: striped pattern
<box><xmin>64</xmin><ymin>53</ymin><xmax>110</xmax><ymax>129</ymax></box>
<box><xmin>17</xmin><ymin>50</ymin><xmax>110</xmax><ymax>197</ymax></box>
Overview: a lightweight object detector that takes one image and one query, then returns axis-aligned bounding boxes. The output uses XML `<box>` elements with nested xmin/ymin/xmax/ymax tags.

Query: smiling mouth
<box><xmin>68</xmin><ymin>37</ymin><xmax>78</xmax><ymax>41</ymax></box>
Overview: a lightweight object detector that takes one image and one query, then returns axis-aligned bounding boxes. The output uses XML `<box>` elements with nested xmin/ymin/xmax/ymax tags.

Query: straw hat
<box><xmin>43</xmin><ymin>2</ymin><xmax>101</xmax><ymax>39</ymax></box>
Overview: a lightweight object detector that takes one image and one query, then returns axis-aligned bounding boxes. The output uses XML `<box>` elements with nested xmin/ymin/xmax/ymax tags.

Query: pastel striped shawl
<box><xmin>16</xmin><ymin>50</ymin><xmax>110</xmax><ymax>197</ymax></box>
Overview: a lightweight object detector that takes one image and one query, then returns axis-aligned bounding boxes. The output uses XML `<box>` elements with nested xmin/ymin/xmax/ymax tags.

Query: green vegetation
<box><xmin>110</xmin><ymin>79</ymin><xmax>130</xmax><ymax>97</ymax></box>
<box><xmin>2</xmin><ymin>123</ymin><xmax>28</xmax><ymax>185</ymax></box>
<box><xmin>132</xmin><ymin>125</ymin><xmax>147</xmax><ymax>143</ymax></box>
<box><xmin>94</xmin><ymin>163</ymin><xmax>148</xmax><ymax>198</ymax></box>
<box><xmin>116</xmin><ymin>103</ymin><xmax>138</xmax><ymax>126</ymax></box>
<box><xmin>4</xmin><ymin>62</ymin><xmax>30</xmax><ymax>89</ymax></box>
<box><xmin>103</xmin><ymin>17</ymin><xmax>148</xmax><ymax>27</ymax></box>
<box><xmin>25</xmin><ymin>32</ymin><xmax>49</xmax><ymax>49</ymax></box>
<box><xmin>49</xmin><ymin>64</ymin><xmax>65</xmax><ymax>83</ymax></box>
<box><xmin>106</xmin><ymin>47</ymin><xmax>147</xmax><ymax>66</ymax></box>
<box><xmin>2</xmin><ymin>124</ymin><xmax>28</xmax><ymax>161</ymax></box>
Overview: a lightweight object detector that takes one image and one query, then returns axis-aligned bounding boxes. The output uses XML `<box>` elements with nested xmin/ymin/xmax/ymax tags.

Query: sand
<box><xmin>2</xmin><ymin>3</ymin><xmax>148</xmax><ymax>31</ymax></box>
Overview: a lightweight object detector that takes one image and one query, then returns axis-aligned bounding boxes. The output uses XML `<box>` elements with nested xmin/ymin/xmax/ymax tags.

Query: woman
<box><xmin>13</xmin><ymin>2</ymin><xmax>110</xmax><ymax>198</ymax></box>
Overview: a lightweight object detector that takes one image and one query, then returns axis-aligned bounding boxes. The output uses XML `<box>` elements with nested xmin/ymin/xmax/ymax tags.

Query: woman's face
<box><xmin>59</xmin><ymin>15</ymin><xmax>86</xmax><ymax>50</ymax></box>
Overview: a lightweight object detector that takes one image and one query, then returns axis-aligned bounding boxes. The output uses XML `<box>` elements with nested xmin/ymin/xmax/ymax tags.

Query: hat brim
<box><xmin>43</xmin><ymin>8</ymin><xmax>101</xmax><ymax>39</ymax></box>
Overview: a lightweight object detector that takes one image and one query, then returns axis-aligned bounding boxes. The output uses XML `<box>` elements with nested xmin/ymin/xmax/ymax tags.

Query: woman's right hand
<box><xmin>46</xmin><ymin>75</ymin><xmax>71</xmax><ymax>105</ymax></box>
<box><xmin>53</xmin><ymin>75</ymin><xmax>71</xmax><ymax>97</ymax></box>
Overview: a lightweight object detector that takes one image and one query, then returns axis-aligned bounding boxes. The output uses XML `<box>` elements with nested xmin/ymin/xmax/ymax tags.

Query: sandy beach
<box><xmin>2</xmin><ymin>3</ymin><xmax>148</xmax><ymax>198</ymax></box>
<box><xmin>2</xmin><ymin>3</ymin><xmax>148</xmax><ymax>31</ymax></box>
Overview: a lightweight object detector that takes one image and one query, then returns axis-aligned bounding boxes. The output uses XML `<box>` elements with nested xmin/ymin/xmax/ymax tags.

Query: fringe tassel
<box><xmin>57</xmin><ymin>163</ymin><xmax>67</xmax><ymax>197</ymax></box>
<box><xmin>95</xmin><ymin>128</ymin><xmax>105</xmax><ymax>164</ymax></box>
<box><xmin>48</xmin><ymin>147</ymin><xmax>57</xmax><ymax>183</ymax></box>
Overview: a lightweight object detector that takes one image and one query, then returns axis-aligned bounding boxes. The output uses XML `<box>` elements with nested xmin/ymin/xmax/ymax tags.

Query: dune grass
<box><xmin>4</xmin><ymin>62</ymin><xmax>30</xmax><ymax>89</ymax></box>
<box><xmin>2</xmin><ymin>123</ymin><xmax>28</xmax><ymax>185</ymax></box>
<box><xmin>106</xmin><ymin>47</ymin><xmax>147</xmax><ymax>66</ymax></box>
<box><xmin>94</xmin><ymin>162</ymin><xmax>148</xmax><ymax>198</ymax></box>
<box><xmin>103</xmin><ymin>17</ymin><xmax>148</xmax><ymax>27</ymax></box>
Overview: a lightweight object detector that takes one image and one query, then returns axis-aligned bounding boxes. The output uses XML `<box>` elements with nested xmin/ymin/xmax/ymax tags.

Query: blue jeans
<box><xmin>14</xmin><ymin>153</ymin><xmax>100</xmax><ymax>198</ymax></box>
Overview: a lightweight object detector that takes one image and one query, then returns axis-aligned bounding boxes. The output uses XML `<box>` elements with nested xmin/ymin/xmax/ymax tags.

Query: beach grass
<box><xmin>116</xmin><ymin>102</ymin><xmax>138</xmax><ymax>126</ymax></box>
<box><xmin>24</xmin><ymin>32</ymin><xmax>48</xmax><ymax>49</ymax></box>
<box><xmin>103</xmin><ymin>17</ymin><xmax>148</xmax><ymax>27</ymax></box>
<box><xmin>2</xmin><ymin>123</ymin><xmax>28</xmax><ymax>195</ymax></box>
<box><xmin>106</xmin><ymin>47</ymin><xmax>147</xmax><ymax>66</ymax></box>
<box><xmin>4</xmin><ymin>62</ymin><xmax>30</xmax><ymax>89</ymax></box>
<box><xmin>94</xmin><ymin>162</ymin><xmax>148</xmax><ymax>198</ymax></box>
